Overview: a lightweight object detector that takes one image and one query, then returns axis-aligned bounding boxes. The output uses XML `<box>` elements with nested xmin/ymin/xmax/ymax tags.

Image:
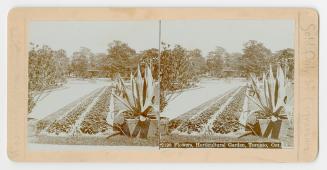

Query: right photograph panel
<box><xmin>159</xmin><ymin>20</ymin><xmax>294</xmax><ymax>149</ymax></box>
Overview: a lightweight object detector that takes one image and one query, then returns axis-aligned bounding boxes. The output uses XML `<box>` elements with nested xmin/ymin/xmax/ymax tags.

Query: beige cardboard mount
<box><xmin>7</xmin><ymin>8</ymin><xmax>319</xmax><ymax>162</ymax></box>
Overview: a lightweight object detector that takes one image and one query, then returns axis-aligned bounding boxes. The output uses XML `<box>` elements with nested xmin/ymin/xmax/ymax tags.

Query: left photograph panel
<box><xmin>27</xmin><ymin>21</ymin><xmax>160</xmax><ymax>150</ymax></box>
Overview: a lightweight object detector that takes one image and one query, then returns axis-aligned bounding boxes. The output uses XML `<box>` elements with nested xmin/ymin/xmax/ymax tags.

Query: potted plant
<box><xmin>110</xmin><ymin>64</ymin><xmax>159</xmax><ymax>139</ymax></box>
<box><xmin>247</xmin><ymin>65</ymin><xmax>291</xmax><ymax>139</ymax></box>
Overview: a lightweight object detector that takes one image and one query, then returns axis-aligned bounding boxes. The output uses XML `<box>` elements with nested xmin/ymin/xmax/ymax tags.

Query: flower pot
<box><xmin>126</xmin><ymin>118</ymin><xmax>159</xmax><ymax>138</ymax></box>
<box><xmin>258</xmin><ymin>119</ymin><xmax>289</xmax><ymax>139</ymax></box>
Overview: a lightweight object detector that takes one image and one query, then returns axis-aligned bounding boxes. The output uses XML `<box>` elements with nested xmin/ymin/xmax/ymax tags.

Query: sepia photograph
<box><xmin>27</xmin><ymin>19</ymin><xmax>295</xmax><ymax>150</ymax></box>
<box><xmin>159</xmin><ymin>20</ymin><xmax>295</xmax><ymax>148</ymax></box>
<box><xmin>27</xmin><ymin>21</ymin><xmax>161</xmax><ymax>149</ymax></box>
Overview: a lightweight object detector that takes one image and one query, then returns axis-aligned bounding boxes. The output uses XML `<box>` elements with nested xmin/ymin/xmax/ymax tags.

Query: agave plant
<box><xmin>112</xmin><ymin>64</ymin><xmax>156</xmax><ymax>119</ymax></box>
<box><xmin>248</xmin><ymin>65</ymin><xmax>290</xmax><ymax>121</ymax></box>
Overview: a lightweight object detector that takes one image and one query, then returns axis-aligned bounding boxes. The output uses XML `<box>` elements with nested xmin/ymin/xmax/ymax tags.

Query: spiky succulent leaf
<box><xmin>112</xmin><ymin>64</ymin><xmax>156</xmax><ymax>117</ymax></box>
<box><xmin>248</xmin><ymin>64</ymin><xmax>291</xmax><ymax>119</ymax></box>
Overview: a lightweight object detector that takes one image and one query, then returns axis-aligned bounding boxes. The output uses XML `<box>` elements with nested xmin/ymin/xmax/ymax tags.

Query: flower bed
<box><xmin>176</xmin><ymin>90</ymin><xmax>235</xmax><ymax>134</ymax></box>
<box><xmin>167</xmin><ymin>119</ymin><xmax>183</xmax><ymax>132</ymax></box>
<box><xmin>211</xmin><ymin>87</ymin><xmax>246</xmax><ymax>134</ymax></box>
<box><xmin>35</xmin><ymin>120</ymin><xmax>52</xmax><ymax>133</ymax></box>
<box><xmin>79</xmin><ymin>87</ymin><xmax>112</xmax><ymax>135</ymax></box>
<box><xmin>46</xmin><ymin>90</ymin><xmax>101</xmax><ymax>135</ymax></box>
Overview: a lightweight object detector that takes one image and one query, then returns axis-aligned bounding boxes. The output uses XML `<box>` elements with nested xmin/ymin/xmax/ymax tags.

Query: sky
<box><xmin>29</xmin><ymin>20</ymin><xmax>294</xmax><ymax>57</ymax></box>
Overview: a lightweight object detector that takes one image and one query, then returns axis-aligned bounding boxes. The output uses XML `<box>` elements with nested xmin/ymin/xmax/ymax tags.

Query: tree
<box><xmin>223</xmin><ymin>52</ymin><xmax>243</xmax><ymax>77</ymax></box>
<box><xmin>206</xmin><ymin>46</ymin><xmax>227</xmax><ymax>77</ymax></box>
<box><xmin>159</xmin><ymin>43</ymin><xmax>193</xmax><ymax>111</ymax></box>
<box><xmin>107</xmin><ymin>40</ymin><xmax>136</xmax><ymax>78</ymax></box>
<box><xmin>29</xmin><ymin>44</ymin><xmax>57</xmax><ymax>92</ymax></box>
<box><xmin>53</xmin><ymin>49</ymin><xmax>69</xmax><ymax>83</ymax></box>
<box><xmin>139</xmin><ymin>48</ymin><xmax>159</xmax><ymax>80</ymax></box>
<box><xmin>94</xmin><ymin>52</ymin><xmax>111</xmax><ymax>77</ymax></box>
<box><xmin>88</xmin><ymin>53</ymin><xmax>107</xmax><ymax>77</ymax></box>
<box><xmin>71</xmin><ymin>51</ymin><xmax>89</xmax><ymax>78</ymax></box>
<box><xmin>240</xmin><ymin>40</ymin><xmax>272</xmax><ymax>76</ymax></box>
<box><xmin>70</xmin><ymin>47</ymin><xmax>94</xmax><ymax>78</ymax></box>
<box><xmin>89</xmin><ymin>55</ymin><xmax>98</xmax><ymax>69</ymax></box>
<box><xmin>28</xmin><ymin>43</ymin><xmax>67</xmax><ymax>113</ymax></box>
<box><xmin>188</xmin><ymin>49</ymin><xmax>207</xmax><ymax>76</ymax></box>
<box><xmin>273</xmin><ymin>48</ymin><xmax>294</xmax><ymax>79</ymax></box>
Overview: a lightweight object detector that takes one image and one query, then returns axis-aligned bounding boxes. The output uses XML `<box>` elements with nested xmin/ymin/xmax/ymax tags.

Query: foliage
<box><xmin>53</xmin><ymin>49</ymin><xmax>70</xmax><ymax>82</ymax></box>
<box><xmin>79</xmin><ymin>88</ymin><xmax>112</xmax><ymax>135</ymax></box>
<box><xmin>68</xmin><ymin>42</ymin><xmax>160</xmax><ymax>79</ymax></box>
<box><xmin>106</xmin><ymin>40</ymin><xmax>137</xmax><ymax>78</ymax></box>
<box><xmin>113</xmin><ymin>64</ymin><xmax>156</xmax><ymax>118</ymax></box>
<box><xmin>223</xmin><ymin>52</ymin><xmax>243</xmax><ymax>77</ymax></box>
<box><xmin>206</xmin><ymin>46</ymin><xmax>227</xmax><ymax>77</ymax></box>
<box><xmin>272</xmin><ymin>48</ymin><xmax>294</xmax><ymax>79</ymax></box>
<box><xmin>212</xmin><ymin>87</ymin><xmax>246</xmax><ymax>134</ymax></box>
<box><xmin>70</xmin><ymin>47</ymin><xmax>94</xmax><ymax>78</ymax></box>
<box><xmin>28</xmin><ymin>92</ymin><xmax>36</xmax><ymax>113</ymax></box>
<box><xmin>29</xmin><ymin>44</ymin><xmax>56</xmax><ymax>91</ymax></box>
<box><xmin>188</xmin><ymin>49</ymin><xmax>208</xmax><ymax>76</ymax></box>
<box><xmin>159</xmin><ymin>43</ymin><xmax>195</xmax><ymax>111</ymax></box>
<box><xmin>28</xmin><ymin>43</ymin><xmax>69</xmax><ymax>113</ymax></box>
<box><xmin>240</xmin><ymin>40</ymin><xmax>272</xmax><ymax>76</ymax></box>
<box><xmin>177</xmin><ymin>88</ymin><xmax>234</xmax><ymax>134</ymax></box>
<box><xmin>139</xmin><ymin>48</ymin><xmax>160</xmax><ymax>80</ymax></box>
<box><xmin>248</xmin><ymin>64</ymin><xmax>290</xmax><ymax>120</ymax></box>
<box><xmin>47</xmin><ymin>88</ymin><xmax>97</xmax><ymax>135</ymax></box>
